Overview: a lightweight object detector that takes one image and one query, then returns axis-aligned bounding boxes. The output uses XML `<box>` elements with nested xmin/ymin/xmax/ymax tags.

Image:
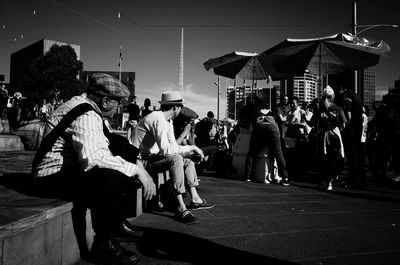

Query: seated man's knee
<box><xmin>170</xmin><ymin>154</ymin><xmax>184</xmax><ymax>167</ymax></box>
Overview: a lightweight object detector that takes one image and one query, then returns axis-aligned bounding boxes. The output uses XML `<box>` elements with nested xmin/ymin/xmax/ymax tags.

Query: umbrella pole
<box><xmin>250</xmin><ymin>61</ymin><xmax>255</xmax><ymax>103</ymax></box>
<box><xmin>319</xmin><ymin>44</ymin><xmax>322</xmax><ymax>94</ymax></box>
<box><xmin>234</xmin><ymin>77</ymin><xmax>237</xmax><ymax>120</ymax></box>
<box><xmin>269</xmin><ymin>76</ymin><xmax>272</xmax><ymax>109</ymax></box>
<box><xmin>243</xmin><ymin>79</ymin><xmax>246</xmax><ymax>105</ymax></box>
<box><xmin>217</xmin><ymin>75</ymin><xmax>220</xmax><ymax>121</ymax></box>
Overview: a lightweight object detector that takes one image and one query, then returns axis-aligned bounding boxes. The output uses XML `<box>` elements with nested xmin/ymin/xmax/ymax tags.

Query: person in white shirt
<box><xmin>286</xmin><ymin>96</ymin><xmax>307</xmax><ymax>137</ymax></box>
<box><xmin>131</xmin><ymin>91</ymin><xmax>214</xmax><ymax>224</ymax></box>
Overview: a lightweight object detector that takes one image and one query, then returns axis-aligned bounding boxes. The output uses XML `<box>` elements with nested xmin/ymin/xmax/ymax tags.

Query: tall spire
<box><xmin>118</xmin><ymin>44</ymin><xmax>122</xmax><ymax>81</ymax></box>
<box><xmin>179</xmin><ymin>27</ymin><xmax>184</xmax><ymax>99</ymax></box>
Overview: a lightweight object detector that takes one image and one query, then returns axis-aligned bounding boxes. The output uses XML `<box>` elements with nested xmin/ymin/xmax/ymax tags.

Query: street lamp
<box><xmin>356</xmin><ymin>24</ymin><xmax>399</xmax><ymax>36</ymax></box>
<box><xmin>352</xmin><ymin>0</ymin><xmax>399</xmax><ymax>94</ymax></box>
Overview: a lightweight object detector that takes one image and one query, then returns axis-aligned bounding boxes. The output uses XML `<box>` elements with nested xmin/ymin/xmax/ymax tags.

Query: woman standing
<box><xmin>310</xmin><ymin>86</ymin><xmax>347</xmax><ymax>191</ymax></box>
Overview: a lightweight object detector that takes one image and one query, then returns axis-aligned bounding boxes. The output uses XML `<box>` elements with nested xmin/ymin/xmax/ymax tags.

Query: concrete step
<box><xmin>0</xmin><ymin>134</ymin><xmax>24</xmax><ymax>151</ymax></box>
<box><xmin>0</xmin><ymin>151</ymin><xmax>143</xmax><ymax>265</ymax></box>
<box><xmin>0</xmin><ymin>183</ymin><xmax>94</xmax><ymax>265</ymax></box>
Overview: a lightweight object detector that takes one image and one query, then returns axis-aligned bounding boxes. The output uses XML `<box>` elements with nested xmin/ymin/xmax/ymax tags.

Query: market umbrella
<box><xmin>204</xmin><ymin>51</ymin><xmax>269</xmax><ymax>80</ymax></box>
<box><xmin>221</xmin><ymin>117</ymin><xmax>236</xmax><ymax>123</ymax></box>
<box><xmin>259</xmin><ymin>32</ymin><xmax>390</xmax><ymax>88</ymax></box>
<box><xmin>204</xmin><ymin>51</ymin><xmax>288</xmax><ymax>104</ymax></box>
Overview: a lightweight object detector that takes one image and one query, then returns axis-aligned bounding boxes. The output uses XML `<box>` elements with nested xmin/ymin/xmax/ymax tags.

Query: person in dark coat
<box><xmin>338</xmin><ymin>86</ymin><xmax>366</xmax><ymax>187</ymax></box>
<box><xmin>310</xmin><ymin>86</ymin><xmax>347</xmax><ymax>190</ymax></box>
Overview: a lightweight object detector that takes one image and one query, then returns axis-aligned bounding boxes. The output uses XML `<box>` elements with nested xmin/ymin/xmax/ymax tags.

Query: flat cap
<box><xmin>87</xmin><ymin>73</ymin><xmax>130</xmax><ymax>99</ymax></box>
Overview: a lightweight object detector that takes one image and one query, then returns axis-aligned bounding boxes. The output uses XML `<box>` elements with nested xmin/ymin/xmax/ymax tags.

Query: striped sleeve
<box><xmin>69</xmin><ymin>111</ymin><xmax>138</xmax><ymax>177</ymax></box>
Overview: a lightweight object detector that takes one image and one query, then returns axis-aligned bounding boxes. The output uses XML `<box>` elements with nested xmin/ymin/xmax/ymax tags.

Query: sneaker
<box><xmin>245</xmin><ymin>176</ymin><xmax>251</xmax><ymax>182</ymax></box>
<box><xmin>175</xmin><ymin>210</ymin><xmax>199</xmax><ymax>224</ymax></box>
<box><xmin>394</xmin><ymin>176</ymin><xmax>400</xmax><ymax>182</ymax></box>
<box><xmin>188</xmin><ymin>199</ymin><xmax>215</xmax><ymax>210</ymax></box>
<box><xmin>326</xmin><ymin>179</ymin><xmax>334</xmax><ymax>191</ymax></box>
<box><xmin>281</xmin><ymin>178</ymin><xmax>290</xmax><ymax>186</ymax></box>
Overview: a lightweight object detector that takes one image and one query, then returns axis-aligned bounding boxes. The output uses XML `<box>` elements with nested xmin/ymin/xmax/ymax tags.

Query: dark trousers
<box><xmin>35</xmin><ymin>167</ymin><xmax>137</xmax><ymax>246</ymax></box>
<box><xmin>343</xmin><ymin>131</ymin><xmax>366</xmax><ymax>185</ymax></box>
<box><xmin>317</xmin><ymin>132</ymin><xmax>343</xmax><ymax>182</ymax></box>
<box><xmin>246</xmin><ymin>121</ymin><xmax>289</xmax><ymax>179</ymax></box>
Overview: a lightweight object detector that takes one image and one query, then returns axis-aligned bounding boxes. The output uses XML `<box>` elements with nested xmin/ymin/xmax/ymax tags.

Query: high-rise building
<box><xmin>293</xmin><ymin>73</ymin><xmax>318</xmax><ymax>103</ymax></box>
<box><xmin>226</xmin><ymin>86</ymin><xmax>276</xmax><ymax>119</ymax></box>
<box><xmin>359</xmin><ymin>67</ymin><xmax>376</xmax><ymax>112</ymax></box>
<box><xmin>279</xmin><ymin>72</ymin><xmax>318</xmax><ymax>103</ymax></box>
<box><xmin>329</xmin><ymin>67</ymin><xmax>376</xmax><ymax>114</ymax></box>
<box><xmin>10</xmin><ymin>39</ymin><xmax>80</xmax><ymax>94</ymax></box>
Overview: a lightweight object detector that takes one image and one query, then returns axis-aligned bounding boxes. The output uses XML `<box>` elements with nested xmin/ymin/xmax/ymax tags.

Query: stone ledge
<box><xmin>0</xmin><ymin>134</ymin><xmax>24</xmax><ymax>152</ymax></box>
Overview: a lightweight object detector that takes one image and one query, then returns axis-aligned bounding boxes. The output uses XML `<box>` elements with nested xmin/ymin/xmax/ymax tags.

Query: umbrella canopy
<box><xmin>203</xmin><ymin>51</ymin><xmax>269</xmax><ymax>80</ymax></box>
<box><xmin>259</xmin><ymin>33</ymin><xmax>391</xmax><ymax>76</ymax></box>
<box><xmin>221</xmin><ymin>117</ymin><xmax>236</xmax><ymax>123</ymax></box>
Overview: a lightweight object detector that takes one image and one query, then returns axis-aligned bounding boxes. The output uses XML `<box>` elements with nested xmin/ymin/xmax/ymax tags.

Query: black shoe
<box><xmin>188</xmin><ymin>199</ymin><xmax>215</xmax><ymax>210</ymax></box>
<box><xmin>114</xmin><ymin>220</ymin><xmax>144</xmax><ymax>242</ymax></box>
<box><xmin>175</xmin><ymin>210</ymin><xmax>199</xmax><ymax>224</ymax></box>
<box><xmin>281</xmin><ymin>178</ymin><xmax>290</xmax><ymax>186</ymax></box>
<box><xmin>90</xmin><ymin>238</ymin><xmax>139</xmax><ymax>265</ymax></box>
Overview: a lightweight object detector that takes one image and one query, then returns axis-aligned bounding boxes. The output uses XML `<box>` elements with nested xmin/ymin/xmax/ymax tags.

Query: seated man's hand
<box><xmin>136</xmin><ymin>164</ymin><xmax>156</xmax><ymax>201</ymax></box>
<box><xmin>190</xmin><ymin>145</ymin><xmax>204</xmax><ymax>160</ymax></box>
<box><xmin>182</xmin><ymin>123</ymin><xmax>191</xmax><ymax>138</ymax></box>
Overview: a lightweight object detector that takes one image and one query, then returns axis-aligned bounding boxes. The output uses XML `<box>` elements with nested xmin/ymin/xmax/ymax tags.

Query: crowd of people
<box><xmin>2</xmin><ymin>71</ymin><xmax>400</xmax><ymax>265</ymax></box>
<box><xmin>238</xmin><ymin>85</ymin><xmax>400</xmax><ymax>191</ymax></box>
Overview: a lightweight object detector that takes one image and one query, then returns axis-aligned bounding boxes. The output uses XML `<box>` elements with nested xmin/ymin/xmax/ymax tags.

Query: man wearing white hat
<box><xmin>131</xmin><ymin>91</ymin><xmax>214</xmax><ymax>224</ymax></box>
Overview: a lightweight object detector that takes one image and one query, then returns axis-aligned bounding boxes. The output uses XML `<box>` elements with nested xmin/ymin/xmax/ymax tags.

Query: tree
<box><xmin>24</xmin><ymin>44</ymin><xmax>84</xmax><ymax>104</ymax></box>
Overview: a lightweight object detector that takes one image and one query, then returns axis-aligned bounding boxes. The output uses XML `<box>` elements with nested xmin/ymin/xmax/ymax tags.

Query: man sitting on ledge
<box><xmin>130</xmin><ymin>91</ymin><xmax>214</xmax><ymax>224</ymax></box>
<box><xmin>32</xmin><ymin>73</ymin><xmax>156</xmax><ymax>265</ymax></box>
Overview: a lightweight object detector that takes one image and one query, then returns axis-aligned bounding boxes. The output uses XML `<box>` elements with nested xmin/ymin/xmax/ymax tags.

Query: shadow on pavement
<box><xmin>136</xmin><ymin>227</ymin><xmax>299</xmax><ymax>265</ymax></box>
<box><xmin>294</xmin><ymin>182</ymin><xmax>400</xmax><ymax>203</ymax></box>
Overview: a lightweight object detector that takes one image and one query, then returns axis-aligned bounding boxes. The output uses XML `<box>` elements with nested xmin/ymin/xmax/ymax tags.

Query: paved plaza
<box><xmin>1</xmin><ymin>151</ymin><xmax>400</xmax><ymax>265</ymax></box>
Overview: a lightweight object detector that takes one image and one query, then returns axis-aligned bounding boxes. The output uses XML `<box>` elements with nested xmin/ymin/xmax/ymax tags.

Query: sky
<box><xmin>1</xmin><ymin>0</ymin><xmax>399</xmax><ymax>118</ymax></box>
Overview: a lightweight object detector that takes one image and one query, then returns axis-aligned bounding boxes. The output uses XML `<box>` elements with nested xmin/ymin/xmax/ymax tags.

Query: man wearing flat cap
<box><xmin>131</xmin><ymin>91</ymin><xmax>214</xmax><ymax>224</ymax></box>
<box><xmin>33</xmin><ymin>73</ymin><xmax>155</xmax><ymax>265</ymax></box>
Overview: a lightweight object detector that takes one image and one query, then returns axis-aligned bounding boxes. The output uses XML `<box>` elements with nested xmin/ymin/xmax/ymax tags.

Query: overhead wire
<box><xmin>46</xmin><ymin>0</ymin><xmax>130</xmax><ymax>37</ymax></box>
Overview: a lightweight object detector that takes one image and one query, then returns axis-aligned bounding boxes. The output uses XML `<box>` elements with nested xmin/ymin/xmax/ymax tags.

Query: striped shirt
<box><xmin>34</xmin><ymin>93</ymin><xmax>138</xmax><ymax>178</ymax></box>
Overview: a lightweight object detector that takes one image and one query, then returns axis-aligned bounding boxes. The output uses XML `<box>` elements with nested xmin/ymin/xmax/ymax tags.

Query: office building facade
<box><xmin>10</xmin><ymin>39</ymin><xmax>80</xmax><ymax>94</ymax></box>
<box><xmin>226</xmin><ymin>86</ymin><xmax>277</xmax><ymax>119</ymax></box>
<box><xmin>279</xmin><ymin>72</ymin><xmax>319</xmax><ymax>103</ymax></box>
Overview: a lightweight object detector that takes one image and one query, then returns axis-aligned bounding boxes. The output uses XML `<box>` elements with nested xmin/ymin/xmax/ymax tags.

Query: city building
<box><xmin>279</xmin><ymin>72</ymin><xmax>319</xmax><ymax>103</ymax></box>
<box><xmin>293</xmin><ymin>72</ymin><xmax>318</xmax><ymax>103</ymax></box>
<box><xmin>329</xmin><ymin>67</ymin><xmax>376</xmax><ymax>113</ymax></box>
<box><xmin>10</xmin><ymin>39</ymin><xmax>80</xmax><ymax>94</ymax></box>
<box><xmin>226</xmin><ymin>85</ymin><xmax>277</xmax><ymax>120</ymax></box>
<box><xmin>359</xmin><ymin>67</ymin><xmax>376</xmax><ymax>112</ymax></box>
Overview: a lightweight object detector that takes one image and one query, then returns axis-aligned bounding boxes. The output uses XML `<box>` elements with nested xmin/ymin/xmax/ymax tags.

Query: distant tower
<box><xmin>359</xmin><ymin>67</ymin><xmax>376</xmax><ymax>112</ymax></box>
<box><xmin>293</xmin><ymin>72</ymin><xmax>318</xmax><ymax>103</ymax></box>
<box><xmin>179</xmin><ymin>28</ymin><xmax>184</xmax><ymax>99</ymax></box>
<box><xmin>280</xmin><ymin>72</ymin><xmax>318</xmax><ymax>103</ymax></box>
